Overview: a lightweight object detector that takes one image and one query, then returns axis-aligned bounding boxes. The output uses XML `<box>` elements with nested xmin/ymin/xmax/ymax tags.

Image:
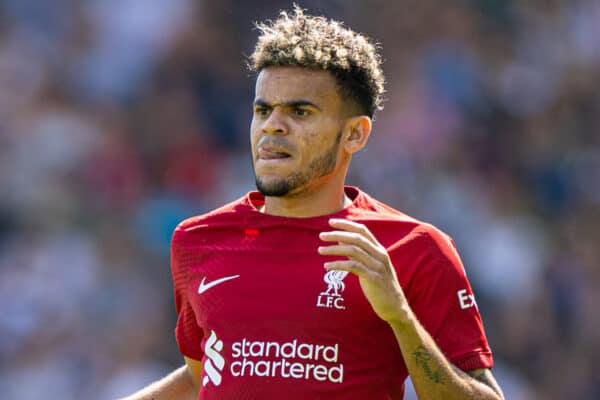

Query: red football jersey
<box><xmin>171</xmin><ymin>186</ymin><xmax>493</xmax><ymax>399</ymax></box>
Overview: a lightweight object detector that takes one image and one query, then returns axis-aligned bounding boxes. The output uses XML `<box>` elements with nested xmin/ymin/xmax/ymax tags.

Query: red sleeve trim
<box><xmin>176</xmin><ymin>331</ymin><xmax>205</xmax><ymax>360</ymax></box>
<box><xmin>452</xmin><ymin>352</ymin><xmax>494</xmax><ymax>372</ymax></box>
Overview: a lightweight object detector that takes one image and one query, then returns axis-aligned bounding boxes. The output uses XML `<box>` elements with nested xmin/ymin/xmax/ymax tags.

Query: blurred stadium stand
<box><xmin>0</xmin><ymin>1</ymin><xmax>598</xmax><ymax>399</ymax></box>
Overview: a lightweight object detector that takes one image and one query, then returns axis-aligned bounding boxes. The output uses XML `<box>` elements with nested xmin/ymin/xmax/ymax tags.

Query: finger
<box><xmin>324</xmin><ymin>260</ymin><xmax>373</xmax><ymax>278</ymax></box>
<box><xmin>318</xmin><ymin>244</ymin><xmax>383</xmax><ymax>270</ymax></box>
<box><xmin>319</xmin><ymin>231</ymin><xmax>387</xmax><ymax>263</ymax></box>
<box><xmin>328</xmin><ymin>219</ymin><xmax>379</xmax><ymax>245</ymax></box>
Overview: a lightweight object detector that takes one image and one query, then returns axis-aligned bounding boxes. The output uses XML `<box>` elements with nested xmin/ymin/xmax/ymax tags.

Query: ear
<box><xmin>343</xmin><ymin>115</ymin><xmax>372</xmax><ymax>154</ymax></box>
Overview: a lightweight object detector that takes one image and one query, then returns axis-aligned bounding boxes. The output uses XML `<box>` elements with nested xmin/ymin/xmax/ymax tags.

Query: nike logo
<box><xmin>198</xmin><ymin>275</ymin><xmax>240</xmax><ymax>294</ymax></box>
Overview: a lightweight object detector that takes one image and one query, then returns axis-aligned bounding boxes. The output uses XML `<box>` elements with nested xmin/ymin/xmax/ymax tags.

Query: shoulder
<box><xmin>396</xmin><ymin>222</ymin><xmax>469</xmax><ymax>292</ymax></box>
<box><xmin>355</xmin><ymin>190</ymin><xmax>463</xmax><ymax>273</ymax></box>
<box><xmin>353</xmin><ymin>190</ymin><xmax>456</xmax><ymax>252</ymax></box>
<box><xmin>172</xmin><ymin>194</ymin><xmax>253</xmax><ymax>241</ymax></box>
<box><xmin>411</xmin><ymin>222</ymin><xmax>460</xmax><ymax>264</ymax></box>
<box><xmin>349</xmin><ymin>188</ymin><xmax>419</xmax><ymax>224</ymax></box>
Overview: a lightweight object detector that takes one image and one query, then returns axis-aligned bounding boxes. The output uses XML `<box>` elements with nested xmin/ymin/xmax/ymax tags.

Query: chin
<box><xmin>255</xmin><ymin>177</ymin><xmax>292</xmax><ymax>197</ymax></box>
<box><xmin>256</xmin><ymin>172</ymin><xmax>311</xmax><ymax>197</ymax></box>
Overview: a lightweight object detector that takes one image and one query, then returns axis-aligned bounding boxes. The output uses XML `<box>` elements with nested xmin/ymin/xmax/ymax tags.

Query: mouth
<box><xmin>257</xmin><ymin>148</ymin><xmax>292</xmax><ymax>160</ymax></box>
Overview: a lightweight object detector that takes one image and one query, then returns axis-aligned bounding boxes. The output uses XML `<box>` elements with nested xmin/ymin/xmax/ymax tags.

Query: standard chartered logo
<box><xmin>202</xmin><ymin>332</ymin><xmax>344</xmax><ymax>385</ymax></box>
<box><xmin>230</xmin><ymin>338</ymin><xmax>344</xmax><ymax>383</ymax></box>
<box><xmin>202</xmin><ymin>330</ymin><xmax>225</xmax><ymax>387</ymax></box>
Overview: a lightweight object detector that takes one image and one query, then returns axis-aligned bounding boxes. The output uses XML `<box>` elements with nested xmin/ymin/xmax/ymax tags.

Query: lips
<box><xmin>258</xmin><ymin>147</ymin><xmax>292</xmax><ymax>160</ymax></box>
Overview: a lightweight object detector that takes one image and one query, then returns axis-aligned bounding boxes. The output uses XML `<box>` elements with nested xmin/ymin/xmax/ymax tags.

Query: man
<box><xmin>124</xmin><ymin>6</ymin><xmax>504</xmax><ymax>400</ymax></box>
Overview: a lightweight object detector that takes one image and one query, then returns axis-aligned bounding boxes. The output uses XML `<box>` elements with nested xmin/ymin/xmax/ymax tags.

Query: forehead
<box><xmin>255</xmin><ymin>66</ymin><xmax>341</xmax><ymax>105</ymax></box>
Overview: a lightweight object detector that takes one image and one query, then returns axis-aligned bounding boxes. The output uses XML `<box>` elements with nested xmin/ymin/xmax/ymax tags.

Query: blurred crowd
<box><xmin>0</xmin><ymin>1</ymin><xmax>599</xmax><ymax>399</ymax></box>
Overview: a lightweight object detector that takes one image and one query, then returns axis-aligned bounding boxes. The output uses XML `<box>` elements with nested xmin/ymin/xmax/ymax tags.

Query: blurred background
<box><xmin>0</xmin><ymin>0</ymin><xmax>599</xmax><ymax>399</ymax></box>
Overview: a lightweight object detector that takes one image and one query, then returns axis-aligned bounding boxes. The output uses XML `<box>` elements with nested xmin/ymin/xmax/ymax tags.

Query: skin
<box><xmin>123</xmin><ymin>66</ymin><xmax>504</xmax><ymax>399</ymax></box>
<box><xmin>118</xmin><ymin>359</ymin><xmax>201</xmax><ymax>400</ymax></box>
<box><xmin>318</xmin><ymin>220</ymin><xmax>504</xmax><ymax>399</ymax></box>
<box><xmin>251</xmin><ymin>66</ymin><xmax>504</xmax><ymax>399</ymax></box>
<box><xmin>250</xmin><ymin>66</ymin><xmax>371</xmax><ymax>218</ymax></box>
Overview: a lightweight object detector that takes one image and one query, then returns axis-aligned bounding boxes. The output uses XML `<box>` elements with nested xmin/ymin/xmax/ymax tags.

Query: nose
<box><xmin>262</xmin><ymin>108</ymin><xmax>288</xmax><ymax>136</ymax></box>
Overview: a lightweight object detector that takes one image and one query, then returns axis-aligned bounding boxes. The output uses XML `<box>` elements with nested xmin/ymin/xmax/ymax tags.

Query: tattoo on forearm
<box><xmin>468</xmin><ymin>369</ymin><xmax>486</xmax><ymax>381</ymax></box>
<box><xmin>467</xmin><ymin>369</ymin><xmax>503</xmax><ymax>397</ymax></box>
<box><xmin>413</xmin><ymin>345</ymin><xmax>444</xmax><ymax>384</ymax></box>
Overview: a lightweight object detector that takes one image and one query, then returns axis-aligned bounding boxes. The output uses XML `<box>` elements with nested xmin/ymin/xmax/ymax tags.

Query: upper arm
<box><xmin>466</xmin><ymin>368</ymin><xmax>504</xmax><ymax>399</ymax></box>
<box><xmin>397</xmin><ymin>229</ymin><xmax>494</xmax><ymax>370</ymax></box>
<box><xmin>185</xmin><ymin>356</ymin><xmax>203</xmax><ymax>388</ymax></box>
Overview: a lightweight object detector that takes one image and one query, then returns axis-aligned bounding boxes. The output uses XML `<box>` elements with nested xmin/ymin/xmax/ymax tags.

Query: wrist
<box><xmin>384</xmin><ymin>299</ymin><xmax>415</xmax><ymax>328</ymax></box>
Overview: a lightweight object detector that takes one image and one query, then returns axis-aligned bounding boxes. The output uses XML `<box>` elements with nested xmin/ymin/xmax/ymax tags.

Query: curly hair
<box><xmin>249</xmin><ymin>6</ymin><xmax>385</xmax><ymax>118</ymax></box>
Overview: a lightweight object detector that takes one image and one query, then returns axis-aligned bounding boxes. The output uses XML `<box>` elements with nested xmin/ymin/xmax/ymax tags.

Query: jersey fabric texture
<box><xmin>171</xmin><ymin>186</ymin><xmax>493</xmax><ymax>399</ymax></box>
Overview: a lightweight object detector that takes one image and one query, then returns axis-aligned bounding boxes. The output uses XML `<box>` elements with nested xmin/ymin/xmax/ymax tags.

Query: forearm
<box><xmin>317</xmin><ymin>220</ymin><xmax>503</xmax><ymax>398</ymax></box>
<box><xmin>119</xmin><ymin>365</ymin><xmax>199</xmax><ymax>400</ymax></box>
<box><xmin>390</xmin><ymin>307</ymin><xmax>502</xmax><ymax>400</ymax></box>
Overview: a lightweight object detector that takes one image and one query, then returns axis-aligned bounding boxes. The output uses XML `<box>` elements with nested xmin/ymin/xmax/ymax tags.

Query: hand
<box><xmin>318</xmin><ymin>218</ymin><xmax>408</xmax><ymax>324</ymax></box>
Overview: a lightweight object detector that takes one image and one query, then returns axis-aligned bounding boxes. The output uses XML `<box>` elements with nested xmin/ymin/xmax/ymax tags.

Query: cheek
<box><xmin>249</xmin><ymin>120</ymin><xmax>260</xmax><ymax>149</ymax></box>
<box><xmin>298</xmin><ymin>136</ymin><xmax>324</xmax><ymax>162</ymax></box>
<box><xmin>305</xmin><ymin>127</ymin><xmax>333</xmax><ymax>149</ymax></box>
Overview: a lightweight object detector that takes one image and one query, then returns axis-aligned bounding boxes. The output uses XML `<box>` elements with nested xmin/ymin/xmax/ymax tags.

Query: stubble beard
<box><xmin>254</xmin><ymin>131</ymin><xmax>342</xmax><ymax>197</ymax></box>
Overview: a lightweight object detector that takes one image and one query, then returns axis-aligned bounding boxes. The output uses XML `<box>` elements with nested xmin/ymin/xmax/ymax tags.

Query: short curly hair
<box><xmin>249</xmin><ymin>6</ymin><xmax>385</xmax><ymax>118</ymax></box>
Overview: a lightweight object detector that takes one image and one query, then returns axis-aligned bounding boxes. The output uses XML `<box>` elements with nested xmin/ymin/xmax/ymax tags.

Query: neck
<box><xmin>261</xmin><ymin>184</ymin><xmax>351</xmax><ymax>218</ymax></box>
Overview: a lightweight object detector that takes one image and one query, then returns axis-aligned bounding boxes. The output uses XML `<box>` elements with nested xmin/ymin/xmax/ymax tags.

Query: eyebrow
<box><xmin>253</xmin><ymin>99</ymin><xmax>322</xmax><ymax>111</ymax></box>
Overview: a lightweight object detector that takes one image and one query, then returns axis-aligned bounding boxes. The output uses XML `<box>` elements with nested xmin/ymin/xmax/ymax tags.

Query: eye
<box><xmin>294</xmin><ymin>108</ymin><xmax>309</xmax><ymax>117</ymax></box>
<box><xmin>254</xmin><ymin>106</ymin><xmax>270</xmax><ymax>116</ymax></box>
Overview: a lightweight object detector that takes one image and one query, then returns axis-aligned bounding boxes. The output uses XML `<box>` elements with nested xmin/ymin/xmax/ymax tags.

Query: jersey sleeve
<box><xmin>171</xmin><ymin>227</ymin><xmax>205</xmax><ymax>360</ymax></box>
<box><xmin>395</xmin><ymin>225</ymin><xmax>494</xmax><ymax>371</ymax></box>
